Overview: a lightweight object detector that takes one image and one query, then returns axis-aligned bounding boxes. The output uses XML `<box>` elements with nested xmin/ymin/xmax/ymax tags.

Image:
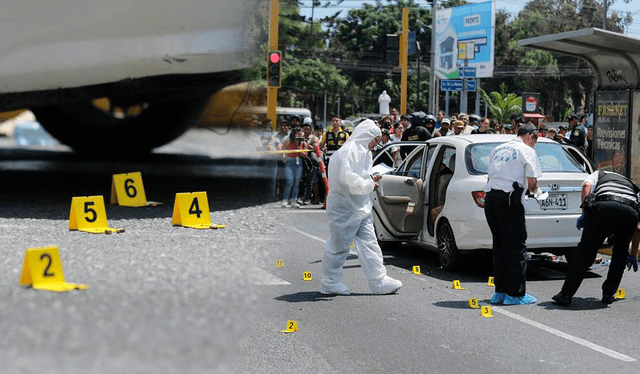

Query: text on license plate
<box><xmin>539</xmin><ymin>193</ymin><xmax>567</xmax><ymax>210</ymax></box>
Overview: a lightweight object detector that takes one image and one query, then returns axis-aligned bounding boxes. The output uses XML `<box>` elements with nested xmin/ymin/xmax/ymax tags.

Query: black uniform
<box><xmin>557</xmin><ymin>171</ymin><xmax>639</xmax><ymax>304</ymax></box>
<box><xmin>569</xmin><ymin>125</ymin><xmax>587</xmax><ymax>151</ymax></box>
<box><xmin>324</xmin><ymin>130</ymin><xmax>348</xmax><ymax>169</ymax></box>
<box><xmin>400</xmin><ymin>125</ymin><xmax>431</xmax><ymax>159</ymax></box>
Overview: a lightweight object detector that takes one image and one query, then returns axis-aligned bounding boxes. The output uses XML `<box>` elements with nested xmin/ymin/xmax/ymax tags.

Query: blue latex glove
<box><xmin>576</xmin><ymin>213</ymin><xmax>586</xmax><ymax>230</ymax></box>
<box><xmin>627</xmin><ymin>255</ymin><xmax>638</xmax><ymax>272</ymax></box>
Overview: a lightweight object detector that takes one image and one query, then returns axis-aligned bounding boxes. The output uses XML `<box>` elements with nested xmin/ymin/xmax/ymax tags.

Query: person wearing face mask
<box><xmin>258</xmin><ymin>117</ymin><xmax>280</xmax><ymax>151</ymax></box>
<box><xmin>321</xmin><ymin>119</ymin><xmax>403</xmax><ymax>295</ymax></box>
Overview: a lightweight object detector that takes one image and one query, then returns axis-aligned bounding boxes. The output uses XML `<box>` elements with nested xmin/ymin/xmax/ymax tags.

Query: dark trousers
<box><xmin>561</xmin><ymin>201</ymin><xmax>638</xmax><ymax>298</ymax></box>
<box><xmin>484</xmin><ymin>189</ymin><xmax>528</xmax><ymax>297</ymax></box>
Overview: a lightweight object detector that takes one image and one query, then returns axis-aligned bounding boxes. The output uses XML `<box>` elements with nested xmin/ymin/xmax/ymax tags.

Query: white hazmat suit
<box><xmin>321</xmin><ymin>119</ymin><xmax>403</xmax><ymax>295</ymax></box>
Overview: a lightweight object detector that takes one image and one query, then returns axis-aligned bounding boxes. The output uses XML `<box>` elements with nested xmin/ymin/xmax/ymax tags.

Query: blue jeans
<box><xmin>283</xmin><ymin>158</ymin><xmax>303</xmax><ymax>201</ymax></box>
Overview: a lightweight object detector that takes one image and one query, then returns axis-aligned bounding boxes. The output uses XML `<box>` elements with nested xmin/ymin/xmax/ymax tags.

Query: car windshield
<box><xmin>466</xmin><ymin>141</ymin><xmax>584</xmax><ymax>174</ymax></box>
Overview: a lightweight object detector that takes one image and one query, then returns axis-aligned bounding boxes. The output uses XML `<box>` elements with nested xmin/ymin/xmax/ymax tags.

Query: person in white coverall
<box><xmin>321</xmin><ymin>119</ymin><xmax>403</xmax><ymax>295</ymax></box>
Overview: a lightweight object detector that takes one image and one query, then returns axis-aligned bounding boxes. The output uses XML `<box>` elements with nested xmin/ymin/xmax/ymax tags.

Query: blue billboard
<box><xmin>434</xmin><ymin>1</ymin><xmax>495</xmax><ymax>79</ymax></box>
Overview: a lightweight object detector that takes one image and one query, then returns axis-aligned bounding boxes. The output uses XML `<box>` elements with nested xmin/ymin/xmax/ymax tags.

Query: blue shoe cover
<box><xmin>503</xmin><ymin>293</ymin><xmax>538</xmax><ymax>305</ymax></box>
<box><xmin>489</xmin><ymin>292</ymin><xmax>506</xmax><ymax>304</ymax></box>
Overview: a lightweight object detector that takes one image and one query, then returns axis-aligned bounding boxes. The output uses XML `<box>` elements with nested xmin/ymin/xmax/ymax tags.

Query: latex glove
<box><xmin>576</xmin><ymin>213</ymin><xmax>586</xmax><ymax>230</ymax></box>
<box><xmin>532</xmin><ymin>187</ymin><xmax>549</xmax><ymax>201</ymax></box>
<box><xmin>627</xmin><ymin>255</ymin><xmax>638</xmax><ymax>272</ymax></box>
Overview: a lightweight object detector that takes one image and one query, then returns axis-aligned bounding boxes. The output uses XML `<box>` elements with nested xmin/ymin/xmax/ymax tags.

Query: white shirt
<box><xmin>485</xmin><ymin>137</ymin><xmax>542</xmax><ymax>193</ymax></box>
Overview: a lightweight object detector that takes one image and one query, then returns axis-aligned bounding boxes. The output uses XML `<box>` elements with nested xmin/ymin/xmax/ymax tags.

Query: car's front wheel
<box><xmin>437</xmin><ymin>220</ymin><xmax>462</xmax><ymax>270</ymax></box>
<box><xmin>33</xmin><ymin>95</ymin><xmax>209</xmax><ymax>154</ymax></box>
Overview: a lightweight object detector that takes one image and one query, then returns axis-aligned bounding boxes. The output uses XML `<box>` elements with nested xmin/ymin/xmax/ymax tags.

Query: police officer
<box><xmin>484</xmin><ymin>123</ymin><xmax>543</xmax><ymax>305</ymax></box>
<box><xmin>567</xmin><ymin>114</ymin><xmax>586</xmax><ymax>152</ymax></box>
<box><xmin>319</xmin><ymin>114</ymin><xmax>349</xmax><ymax>170</ymax></box>
<box><xmin>400</xmin><ymin>111</ymin><xmax>431</xmax><ymax>159</ymax></box>
<box><xmin>552</xmin><ymin>170</ymin><xmax>640</xmax><ymax>306</ymax></box>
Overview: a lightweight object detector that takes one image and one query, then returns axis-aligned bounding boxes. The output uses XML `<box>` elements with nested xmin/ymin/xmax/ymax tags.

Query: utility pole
<box><xmin>267</xmin><ymin>0</ymin><xmax>279</xmax><ymax>129</ymax></box>
<box><xmin>400</xmin><ymin>7</ymin><xmax>409</xmax><ymax>115</ymax></box>
<box><xmin>429</xmin><ymin>0</ymin><xmax>437</xmax><ymax>114</ymax></box>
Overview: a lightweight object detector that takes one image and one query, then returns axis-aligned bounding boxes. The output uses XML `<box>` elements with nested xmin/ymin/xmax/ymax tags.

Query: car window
<box><xmin>397</xmin><ymin>147</ymin><xmax>425</xmax><ymax>178</ymax></box>
<box><xmin>465</xmin><ymin>141</ymin><xmax>585</xmax><ymax>174</ymax></box>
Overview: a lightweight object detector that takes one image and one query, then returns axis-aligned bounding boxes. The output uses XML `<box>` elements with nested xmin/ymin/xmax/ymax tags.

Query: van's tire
<box><xmin>33</xmin><ymin>96</ymin><xmax>208</xmax><ymax>154</ymax></box>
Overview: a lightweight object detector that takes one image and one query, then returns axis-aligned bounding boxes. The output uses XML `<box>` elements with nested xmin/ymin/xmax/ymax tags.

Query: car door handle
<box><xmin>404</xmin><ymin>179</ymin><xmax>414</xmax><ymax>186</ymax></box>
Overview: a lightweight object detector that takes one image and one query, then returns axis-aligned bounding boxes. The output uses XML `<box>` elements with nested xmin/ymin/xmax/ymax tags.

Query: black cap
<box><xmin>568</xmin><ymin>114</ymin><xmax>578</xmax><ymax>122</ymax></box>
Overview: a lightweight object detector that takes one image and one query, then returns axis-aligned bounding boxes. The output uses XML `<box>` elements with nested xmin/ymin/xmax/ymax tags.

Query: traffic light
<box><xmin>267</xmin><ymin>51</ymin><xmax>282</xmax><ymax>88</ymax></box>
<box><xmin>385</xmin><ymin>34</ymin><xmax>399</xmax><ymax>66</ymax></box>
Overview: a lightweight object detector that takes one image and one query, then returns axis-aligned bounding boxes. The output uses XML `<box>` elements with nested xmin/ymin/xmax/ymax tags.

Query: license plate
<box><xmin>539</xmin><ymin>193</ymin><xmax>567</xmax><ymax>210</ymax></box>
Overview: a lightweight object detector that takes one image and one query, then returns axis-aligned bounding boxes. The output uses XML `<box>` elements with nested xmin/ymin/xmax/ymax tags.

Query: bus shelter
<box><xmin>519</xmin><ymin>28</ymin><xmax>640</xmax><ymax>183</ymax></box>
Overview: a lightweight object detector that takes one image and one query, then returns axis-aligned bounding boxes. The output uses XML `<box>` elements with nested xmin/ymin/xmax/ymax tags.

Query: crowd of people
<box><xmin>247</xmin><ymin>108</ymin><xmax>594</xmax><ymax>208</ymax></box>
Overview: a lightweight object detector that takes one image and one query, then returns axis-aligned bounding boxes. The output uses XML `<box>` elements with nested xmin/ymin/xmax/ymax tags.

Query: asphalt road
<box><xmin>1</xmin><ymin>128</ymin><xmax>639</xmax><ymax>374</ymax></box>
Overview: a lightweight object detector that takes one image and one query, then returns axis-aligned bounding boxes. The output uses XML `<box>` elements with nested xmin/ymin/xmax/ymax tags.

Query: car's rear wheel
<box><xmin>438</xmin><ymin>220</ymin><xmax>461</xmax><ymax>270</ymax></box>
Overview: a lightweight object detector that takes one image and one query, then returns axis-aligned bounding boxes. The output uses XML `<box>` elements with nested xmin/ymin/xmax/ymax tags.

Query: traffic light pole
<box><xmin>400</xmin><ymin>8</ymin><xmax>408</xmax><ymax>115</ymax></box>
<box><xmin>267</xmin><ymin>0</ymin><xmax>279</xmax><ymax>129</ymax></box>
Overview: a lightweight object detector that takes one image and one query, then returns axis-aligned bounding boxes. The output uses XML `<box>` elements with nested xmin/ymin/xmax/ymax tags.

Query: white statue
<box><xmin>378</xmin><ymin>90</ymin><xmax>391</xmax><ymax>115</ymax></box>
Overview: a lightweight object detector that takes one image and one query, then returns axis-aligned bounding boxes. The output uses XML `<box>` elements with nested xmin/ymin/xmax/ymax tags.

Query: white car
<box><xmin>0</xmin><ymin>1</ymin><xmax>263</xmax><ymax>153</ymax></box>
<box><xmin>372</xmin><ymin>135</ymin><xmax>594</xmax><ymax>270</ymax></box>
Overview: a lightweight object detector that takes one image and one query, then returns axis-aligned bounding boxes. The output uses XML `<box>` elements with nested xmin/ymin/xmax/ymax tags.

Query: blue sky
<box><xmin>298</xmin><ymin>0</ymin><xmax>640</xmax><ymax>39</ymax></box>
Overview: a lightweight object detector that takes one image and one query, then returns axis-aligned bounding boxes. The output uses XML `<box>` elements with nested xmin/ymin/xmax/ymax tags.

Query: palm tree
<box><xmin>479</xmin><ymin>83</ymin><xmax>521</xmax><ymax>123</ymax></box>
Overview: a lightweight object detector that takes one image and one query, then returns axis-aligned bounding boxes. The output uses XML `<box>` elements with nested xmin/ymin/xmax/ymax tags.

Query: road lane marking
<box><xmin>284</xmin><ymin>225</ymin><xmax>357</xmax><ymax>255</ymax></box>
<box><xmin>249</xmin><ymin>267</ymin><xmax>290</xmax><ymax>286</ymax></box>
<box><xmin>282</xmin><ymin>209</ymin><xmax>326</xmax><ymax>213</ymax></box>
<box><xmin>492</xmin><ymin>306</ymin><xmax>636</xmax><ymax>362</ymax></box>
<box><xmin>285</xmin><ymin>225</ymin><xmax>326</xmax><ymax>244</ymax></box>
<box><xmin>410</xmin><ymin>271</ymin><xmax>635</xmax><ymax>361</ymax></box>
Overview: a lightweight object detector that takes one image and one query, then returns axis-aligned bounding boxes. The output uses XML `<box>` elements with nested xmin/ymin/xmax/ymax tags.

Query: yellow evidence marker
<box><xmin>280</xmin><ymin>320</ymin><xmax>298</xmax><ymax>333</ymax></box>
<box><xmin>275</xmin><ymin>259</ymin><xmax>284</xmax><ymax>268</ymax></box>
<box><xmin>412</xmin><ymin>266</ymin><xmax>421</xmax><ymax>275</ymax></box>
<box><xmin>19</xmin><ymin>246</ymin><xmax>89</xmax><ymax>292</ymax></box>
<box><xmin>110</xmin><ymin>172</ymin><xmax>162</xmax><ymax>207</ymax></box>
<box><xmin>487</xmin><ymin>276</ymin><xmax>495</xmax><ymax>286</ymax></box>
<box><xmin>69</xmin><ymin>196</ymin><xmax>125</xmax><ymax>234</ymax></box>
<box><xmin>303</xmin><ymin>271</ymin><xmax>313</xmax><ymax>281</ymax></box>
<box><xmin>468</xmin><ymin>298</ymin><xmax>480</xmax><ymax>309</ymax></box>
<box><xmin>481</xmin><ymin>306</ymin><xmax>494</xmax><ymax>318</ymax></box>
<box><xmin>452</xmin><ymin>280</ymin><xmax>466</xmax><ymax>290</ymax></box>
<box><xmin>615</xmin><ymin>289</ymin><xmax>626</xmax><ymax>299</ymax></box>
<box><xmin>172</xmin><ymin>192</ymin><xmax>227</xmax><ymax>229</ymax></box>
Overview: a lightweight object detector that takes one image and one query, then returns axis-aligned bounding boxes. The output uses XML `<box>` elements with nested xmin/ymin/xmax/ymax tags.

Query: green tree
<box><xmin>479</xmin><ymin>84</ymin><xmax>522</xmax><ymax>123</ymax></box>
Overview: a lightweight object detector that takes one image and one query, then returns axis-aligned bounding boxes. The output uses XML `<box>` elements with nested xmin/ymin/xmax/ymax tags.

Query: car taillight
<box><xmin>472</xmin><ymin>190</ymin><xmax>485</xmax><ymax>208</ymax></box>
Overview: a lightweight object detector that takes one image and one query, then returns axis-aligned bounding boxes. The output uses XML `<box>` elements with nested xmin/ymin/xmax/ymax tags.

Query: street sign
<box><xmin>440</xmin><ymin>80</ymin><xmax>477</xmax><ymax>92</ymax></box>
<box><xmin>458</xmin><ymin>66</ymin><xmax>477</xmax><ymax>78</ymax></box>
<box><xmin>408</xmin><ymin>31</ymin><xmax>416</xmax><ymax>56</ymax></box>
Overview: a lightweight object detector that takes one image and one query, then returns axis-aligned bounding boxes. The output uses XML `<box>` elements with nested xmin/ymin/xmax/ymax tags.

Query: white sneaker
<box><xmin>321</xmin><ymin>282</ymin><xmax>350</xmax><ymax>295</ymax></box>
<box><xmin>369</xmin><ymin>276</ymin><xmax>402</xmax><ymax>295</ymax></box>
<box><xmin>281</xmin><ymin>200</ymin><xmax>288</xmax><ymax>208</ymax></box>
<box><xmin>291</xmin><ymin>202</ymin><xmax>300</xmax><ymax>208</ymax></box>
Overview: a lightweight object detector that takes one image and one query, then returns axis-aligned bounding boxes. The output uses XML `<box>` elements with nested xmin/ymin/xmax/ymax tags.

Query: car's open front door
<box><xmin>374</xmin><ymin>145</ymin><xmax>426</xmax><ymax>237</ymax></box>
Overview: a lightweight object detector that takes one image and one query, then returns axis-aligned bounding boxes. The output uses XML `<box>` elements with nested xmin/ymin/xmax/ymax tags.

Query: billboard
<box><xmin>593</xmin><ymin>90</ymin><xmax>630</xmax><ymax>176</ymax></box>
<box><xmin>630</xmin><ymin>91</ymin><xmax>640</xmax><ymax>184</ymax></box>
<box><xmin>434</xmin><ymin>1</ymin><xmax>495</xmax><ymax>80</ymax></box>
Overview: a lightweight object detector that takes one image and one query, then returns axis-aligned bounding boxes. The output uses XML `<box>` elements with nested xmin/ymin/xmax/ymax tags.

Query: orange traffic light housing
<box><xmin>267</xmin><ymin>51</ymin><xmax>282</xmax><ymax>88</ymax></box>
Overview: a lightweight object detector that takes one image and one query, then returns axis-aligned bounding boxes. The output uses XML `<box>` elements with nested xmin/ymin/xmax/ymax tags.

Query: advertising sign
<box><xmin>434</xmin><ymin>1</ymin><xmax>495</xmax><ymax>80</ymax></box>
<box><xmin>522</xmin><ymin>92</ymin><xmax>541</xmax><ymax>114</ymax></box>
<box><xmin>593</xmin><ymin>90</ymin><xmax>630</xmax><ymax>176</ymax></box>
<box><xmin>630</xmin><ymin>91</ymin><xmax>640</xmax><ymax>184</ymax></box>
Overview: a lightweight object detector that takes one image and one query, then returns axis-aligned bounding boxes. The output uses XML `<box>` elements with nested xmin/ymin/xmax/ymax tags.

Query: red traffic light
<box><xmin>269</xmin><ymin>52</ymin><xmax>281</xmax><ymax>64</ymax></box>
